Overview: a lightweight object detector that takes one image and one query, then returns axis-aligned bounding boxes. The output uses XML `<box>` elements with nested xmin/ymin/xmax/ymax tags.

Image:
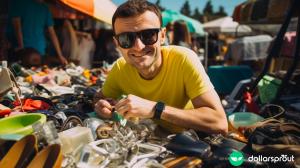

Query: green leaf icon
<box><xmin>229</xmin><ymin>151</ymin><xmax>244</xmax><ymax>166</ymax></box>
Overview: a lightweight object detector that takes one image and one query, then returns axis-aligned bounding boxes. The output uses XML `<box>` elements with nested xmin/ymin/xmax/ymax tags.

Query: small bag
<box><xmin>204</xmin><ymin>134</ymin><xmax>247</xmax><ymax>151</ymax></box>
<box><xmin>0</xmin><ymin>66</ymin><xmax>15</xmax><ymax>97</ymax></box>
<box><xmin>165</xmin><ymin>133</ymin><xmax>211</xmax><ymax>159</ymax></box>
<box><xmin>258</xmin><ymin>75</ymin><xmax>282</xmax><ymax>104</ymax></box>
<box><xmin>247</xmin><ymin>119</ymin><xmax>300</xmax><ymax>165</ymax></box>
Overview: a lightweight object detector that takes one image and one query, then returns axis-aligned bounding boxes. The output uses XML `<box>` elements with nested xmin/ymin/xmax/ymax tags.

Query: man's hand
<box><xmin>48</xmin><ymin>26</ymin><xmax>68</xmax><ymax>66</ymax></box>
<box><xmin>115</xmin><ymin>94</ymin><xmax>156</xmax><ymax>119</ymax></box>
<box><xmin>58</xmin><ymin>56</ymin><xmax>68</xmax><ymax>66</ymax></box>
<box><xmin>94</xmin><ymin>98</ymin><xmax>117</xmax><ymax>119</ymax></box>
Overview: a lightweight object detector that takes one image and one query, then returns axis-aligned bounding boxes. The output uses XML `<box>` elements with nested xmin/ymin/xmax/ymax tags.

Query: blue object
<box><xmin>7</xmin><ymin>0</ymin><xmax>54</xmax><ymax>55</ymax></box>
<box><xmin>208</xmin><ymin>65</ymin><xmax>253</xmax><ymax>95</ymax></box>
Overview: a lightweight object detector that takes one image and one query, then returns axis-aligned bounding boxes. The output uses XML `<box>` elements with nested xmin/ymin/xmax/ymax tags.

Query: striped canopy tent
<box><xmin>59</xmin><ymin>0</ymin><xmax>117</xmax><ymax>24</ymax></box>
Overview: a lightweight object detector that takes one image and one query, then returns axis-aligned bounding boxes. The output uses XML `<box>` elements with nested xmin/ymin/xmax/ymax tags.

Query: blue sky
<box><xmin>112</xmin><ymin>0</ymin><xmax>245</xmax><ymax>16</ymax></box>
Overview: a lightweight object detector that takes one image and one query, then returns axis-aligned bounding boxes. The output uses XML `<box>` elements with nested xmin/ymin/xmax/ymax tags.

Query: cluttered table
<box><xmin>0</xmin><ymin>63</ymin><xmax>299</xmax><ymax>168</ymax></box>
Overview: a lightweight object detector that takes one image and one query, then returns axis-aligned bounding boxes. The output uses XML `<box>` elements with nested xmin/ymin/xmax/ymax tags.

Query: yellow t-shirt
<box><xmin>102</xmin><ymin>45</ymin><xmax>213</xmax><ymax>132</ymax></box>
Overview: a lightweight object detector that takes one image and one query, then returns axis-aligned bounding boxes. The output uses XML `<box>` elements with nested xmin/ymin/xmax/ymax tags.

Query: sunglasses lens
<box><xmin>140</xmin><ymin>29</ymin><xmax>159</xmax><ymax>45</ymax></box>
<box><xmin>116</xmin><ymin>29</ymin><xmax>160</xmax><ymax>49</ymax></box>
<box><xmin>118</xmin><ymin>33</ymin><xmax>135</xmax><ymax>49</ymax></box>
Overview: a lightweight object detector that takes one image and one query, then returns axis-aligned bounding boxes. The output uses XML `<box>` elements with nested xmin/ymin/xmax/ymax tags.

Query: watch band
<box><xmin>154</xmin><ymin>101</ymin><xmax>165</xmax><ymax>119</ymax></box>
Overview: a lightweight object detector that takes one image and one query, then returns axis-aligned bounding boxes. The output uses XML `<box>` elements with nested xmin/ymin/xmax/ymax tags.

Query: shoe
<box><xmin>27</xmin><ymin>144</ymin><xmax>62</xmax><ymax>168</ymax></box>
<box><xmin>0</xmin><ymin>134</ymin><xmax>37</xmax><ymax>168</ymax></box>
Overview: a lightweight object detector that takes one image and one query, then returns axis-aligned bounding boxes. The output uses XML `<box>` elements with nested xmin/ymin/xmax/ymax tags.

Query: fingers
<box><xmin>115</xmin><ymin>104</ymin><xmax>130</xmax><ymax>116</ymax></box>
<box><xmin>123</xmin><ymin>111</ymin><xmax>132</xmax><ymax>119</ymax></box>
<box><xmin>106</xmin><ymin>98</ymin><xmax>118</xmax><ymax>106</ymax></box>
<box><xmin>95</xmin><ymin>99</ymin><xmax>113</xmax><ymax>118</ymax></box>
<box><xmin>115</xmin><ymin>97</ymin><xmax>130</xmax><ymax>116</ymax></box>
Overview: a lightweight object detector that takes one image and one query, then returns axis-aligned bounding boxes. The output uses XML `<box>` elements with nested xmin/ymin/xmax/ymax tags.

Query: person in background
<box><xmin>9</xmin><ymin>0</ymin><xmax>68</xmax><ymax>65</ymax></box>
<box><xmin>208</xmin><ymin>32</ymin><xmax>220</xmax><ymax>59</ymax></box>
<box><xmin>94</xmin><ymin>29</ymin><xmax>121</xmax><ymax>66</ymax></box>
<box><xmin>94</xmin><ymin>0</ymin><xmax>227</xmax><ymax>135</ymax></box>
<box><xmin>172</xmin><ymin>20</ymin><xmax>192</xmax><ymax>48</ymax></box>
<box><xmin>165</xmin><ymin>22</ymin><xmax>174</xmax><ymax>45</ymax></box>
<box><xmin>61</xmin><ymin>20</ymin><xmax>78</xmax><ymax>63</ymax></box>
<box><xmin>16</xmin><ymin>47</ymin><xmax>42</xmax><ymax>67</ymax></box>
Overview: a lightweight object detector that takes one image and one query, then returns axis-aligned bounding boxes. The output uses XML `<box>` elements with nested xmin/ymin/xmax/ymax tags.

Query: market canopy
<box><xmin>59</xmin><ymin>0</ymin><xmax>117</xmax><ymax>24</ymax></box>
<box><xmin>162</xmin><ymin>10</ymin><xmax>205</xmax><ymax>36</ymax></box>
<box><xmin>203</xmin><ymin>16</ymin><xmax>252</xmax><ymax>34</ymax></box>
<box><xmin>225</xmin><ymin>35</ymin><xmax>273</xmax><ymax>63</ymax></box>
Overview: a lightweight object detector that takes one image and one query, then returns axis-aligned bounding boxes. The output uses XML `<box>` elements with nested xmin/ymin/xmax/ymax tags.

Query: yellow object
<box><xmin>37</xmin><ymin>72</ymin><xmax>47</xmax><ymax>76</ymax></box>
<box><xmin>27</xmin><ymin>144</ymin><xmax>62</xmax><ymax>168</ymax></box>
<box><xmin>59</xmin><ymin>0</ymin><xmax>117</xmax><ymax>24</ymax></box>
<box><xmin>0</xmin><ymin>135</ymin><xmax>38</xmax><ymax>168</ymax></box>
<box><xmin>102</xmin><ymin>46</ymin><xmax>213</xmax><ymax>133</ymax></box>
<box><xmin>83</xmin><ymin>69</ymin><xmax>91</xmax><ymax>79</ymax></box>
<box><xmin>25</xmin><ymin>75</ymin><xmax>33</xmax><ymax>83</ymax></box>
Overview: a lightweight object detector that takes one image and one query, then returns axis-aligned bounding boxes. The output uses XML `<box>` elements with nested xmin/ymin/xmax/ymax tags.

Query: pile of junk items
<box><xmin>0</xmin><ymin>59</ymin><xmax>299</xmax><ymax>168</ymax></box>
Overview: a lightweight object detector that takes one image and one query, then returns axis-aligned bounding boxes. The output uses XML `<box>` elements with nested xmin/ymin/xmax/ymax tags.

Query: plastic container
<box><xmin>228</xmin><ymin>112</ymin><xmax>264</xmax><ymax>129</ymax></box>
<box><xmin>58</xmin><ymin>126</ymin><xmax>94</xmax><ymax>155</ymax></box>
<box><xmin>0</xmin><ymin>113</ymin><xmax>46</xmax><ymax>135</ymax></box>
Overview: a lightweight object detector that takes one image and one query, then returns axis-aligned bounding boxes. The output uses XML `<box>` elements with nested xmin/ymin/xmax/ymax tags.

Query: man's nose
<box><xmin>132</xmin><ymin>37</ymin><xmax>146</xmax><ymax>51</ymax></box>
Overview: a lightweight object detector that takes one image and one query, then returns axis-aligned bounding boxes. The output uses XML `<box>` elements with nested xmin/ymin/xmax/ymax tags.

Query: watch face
<box><xmin>155</xmin><ymin>101</ymin><xmax>165</xmax><ymax>119</ymax></box>
<box><xmin>157</xmin><ymin>102</ymin><xmax>165</xmax><ymax>111</ymax></box>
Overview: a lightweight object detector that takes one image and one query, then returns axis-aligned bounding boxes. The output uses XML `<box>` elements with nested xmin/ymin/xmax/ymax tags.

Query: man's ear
<box><xmin>160</xmin><ymin>27</ymin><xmax>167</xmax><ymax>44</ymax></box>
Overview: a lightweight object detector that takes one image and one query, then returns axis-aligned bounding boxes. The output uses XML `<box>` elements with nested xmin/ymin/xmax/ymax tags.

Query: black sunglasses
<box><xmin>115</xmin><ymin>28</ymin><xmax>161</xmax><ymax>49</ymax></box>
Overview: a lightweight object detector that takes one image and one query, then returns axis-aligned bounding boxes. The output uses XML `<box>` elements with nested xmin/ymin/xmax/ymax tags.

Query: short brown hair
<box><xmin>112</xmin><ymin>0</ymin><xmax>162</xmax><ymax>33</ymax></box>
<box><xmin>172</xmin><ymin>20</ymin><xmax>191</xmax><ymax>46</ymax></box>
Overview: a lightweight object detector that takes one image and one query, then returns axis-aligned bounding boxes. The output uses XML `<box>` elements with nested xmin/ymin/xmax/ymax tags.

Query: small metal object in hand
<box><xmin>112</xmin><ymin>95</ymin><xmax>128</xmax><ymax>127</ymax></box>
<box><xmin>112</xmin><ymin>108</ymin><xmax>127</xmax><ymax>127</ymax></box>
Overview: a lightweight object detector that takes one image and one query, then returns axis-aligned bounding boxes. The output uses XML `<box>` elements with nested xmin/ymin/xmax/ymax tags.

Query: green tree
<box><xmin>192</xmin><ymin>7</ymin><xmax>203</xmax><ymax>22</ymax></box>
<box><xmin>155</xmin><ymin>0</ymin><xmax>165</xmax><ymax>11</ymax></box>
<box><xmin>216</xmin><ymin>6</ymin><xmax>227</xmax><ymax>17</ymax></box>
<box><xmin>203</xmin><ymin>0</ymin><xmax>214</xmax><ymax>16</ymax></box>
<box><xmin>180</xmin><ymin>0</ymin><xmax>191</xmax><ymax>17</ymax></box>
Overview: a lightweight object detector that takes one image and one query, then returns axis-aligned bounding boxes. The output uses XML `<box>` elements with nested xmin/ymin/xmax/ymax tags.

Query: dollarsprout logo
<box><xmin>229</xmin><ymin>151</ymin><xmax>244</xmax><ymax>166</ymax></box>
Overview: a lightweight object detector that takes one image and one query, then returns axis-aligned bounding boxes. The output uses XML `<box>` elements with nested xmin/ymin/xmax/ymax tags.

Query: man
<box><xmin>94</xmin><ymin>0</ymin><xmax>228</xmax><ymax>134</ymax></box>
<box><xmin>10</xmin><ymin>0</ymin><xmax>67</xmax><ymax>65</ymax></box>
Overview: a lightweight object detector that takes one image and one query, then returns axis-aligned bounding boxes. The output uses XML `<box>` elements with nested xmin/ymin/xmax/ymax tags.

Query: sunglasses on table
<box><xmin>114</xmin><ymin>28</ymin><xmax>161</xmax><ymax>49</ymax></box>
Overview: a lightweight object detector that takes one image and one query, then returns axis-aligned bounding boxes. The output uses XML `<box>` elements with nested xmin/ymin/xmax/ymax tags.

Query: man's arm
<box><xmin>114</xmin><ymin>90</ymin><xmax>228</xmax><ymax>135</ymax></box>
<box><xmin>48</xmin><ymin>26</ymin><xmax>68</xmax><ymax>65</ymax></box>
<box><xmin>12</xmin><ymin>17</ymin><xmax>24</xmax><ymax>49</ymax></box>
<box><xmin>161</xmin><ymin>89</ymin><xmax>228</xmax><ymax>135</ymax></box>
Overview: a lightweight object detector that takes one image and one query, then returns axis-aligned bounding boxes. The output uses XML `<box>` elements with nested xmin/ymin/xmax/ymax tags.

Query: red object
<box><xmin>0</xmin><ymin>109</ymin><xmax>11</xmax><ymax>117</ymax></box>
<box><xmin>243</xmin><ymin>91</ymin><xmax>260</xmax><ymax>114</ymax></box>
<box><xmin>233</xmin><ymin>3</ymin><xmax>245</xmax><ymax>22</ymax></box>
<box><xmin>90</xmin><ymin>76</ymin><xmax>97</xmax><ymax>84</ymax></box>
<box><xmin>22</xmin><ymin>99</ymin><xmax>50</xmax><ymax>111</ymax></box>
<box><xmin>281</xmin><ymin>31</ymin><xmax>296</xmax><ymax>58</ymax></box>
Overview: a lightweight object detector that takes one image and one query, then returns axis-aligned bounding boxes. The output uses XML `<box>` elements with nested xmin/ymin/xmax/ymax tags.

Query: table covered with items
<box><xmin>0</xmin><ymin>62</ymin><xmax>299</xmax><ymax>168</ymax></box>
